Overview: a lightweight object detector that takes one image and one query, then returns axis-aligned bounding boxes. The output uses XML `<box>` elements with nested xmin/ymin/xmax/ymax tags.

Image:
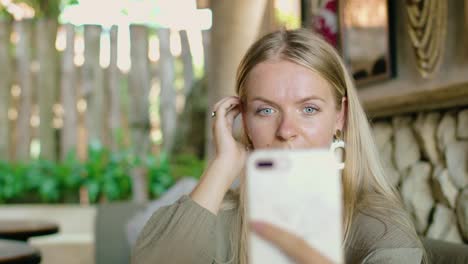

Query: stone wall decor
<box><xmin>427</xmin><ymin>204</ymin><xmax>463</xmax><ymax>243</ymax></box>
<box><xmin>432</xmin><ymin>167</ymin><xmax>458</xmax><ymax>208</ymax></box>
<box><xmin>400</xmin><ymin>161</ymin><xmax>434</xmax><ymax>233</ymax></box>
<box><xmin>457</xmin><ymin>187</ymin><xmax>468</xmax><ymax>241</ymax></box>
<box><xmin>371</xmin><ymin>107</ymin><xmax>468</xmax><ymax>244</ymax></box>
<box><xmin>406</xmin><ymin>0</ymin><xmax>448</xmax><ymax>78</ymax></box>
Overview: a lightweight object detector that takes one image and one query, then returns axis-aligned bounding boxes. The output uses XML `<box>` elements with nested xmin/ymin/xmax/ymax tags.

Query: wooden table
<box><xmin>0</xmin><ymin>239</ymin><xmax>41</xmax><ymax>264</ymax></box>
<box><xmin>0</xmin><ymin>220</ymin><xmax>59</xmax><ymax>241</ymax></box>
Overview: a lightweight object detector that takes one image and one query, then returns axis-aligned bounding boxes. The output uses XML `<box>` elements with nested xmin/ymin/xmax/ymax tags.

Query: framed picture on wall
<box><xmin>302</xmin><ymin>0</ymin><xmax>395</xmax><ymax>86</ymax></box>
<box><xmin>302</xmin><ymin>0</ymin><xmax>340</xmax><ymax>48</ymax></box>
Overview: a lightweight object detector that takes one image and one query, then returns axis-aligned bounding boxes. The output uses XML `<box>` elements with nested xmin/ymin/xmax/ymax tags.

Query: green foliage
<box><xmin>146</xmin><ymin>152</ymin><xmax>174</xmax><ymax>198</ymax></box>
<box><xmin>0</xmin><ymin>6</ymin><xmax>13</xmax><ymax>20</ymax></box>
<box><xmin>0</xmin><ymin>142</ymin><xmax>205</xmax><ymax>204</ymax></box>
<box><xmin>17</xmin><ymin>0</ymin><xmax>60</xmax><ymax>19</ymax></box>
<box><xmin>9</xmin><ymin>0</ymin><xmax>79</xmax><ymax>19</ymax></box>
<box><xmin>170</xmin><ymin>153</ymin><xmax>205</xmax><ymax>180</ymax></box>
<box><xmin>82</xmin><ymin>140</ymin><xmax>133</xmax><ymax>203</ymax></box>
<box><xmin>0</xmin><ymin>159</ymin><xmax>76</xmax><ymax>203</ymax></box>
<box><xmin>63</xmin><ymin>0</ymin><xmax>79</xmax><ymax>6</ymax></box>
<box><xmin>0</xmin><ymin>162</ymin><xmax>25</xmax><ymax>201</ymax></box>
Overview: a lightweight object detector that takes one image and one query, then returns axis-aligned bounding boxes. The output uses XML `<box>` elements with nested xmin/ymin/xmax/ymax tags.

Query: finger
<box><xmin>251</xmin><ymin>221</ymin><xmax>306</xmax><ymax>261</ymax></box>
<box><xmin>212</xmin><ymin>96</ymin><xmax>233</xmax><ymax>110</ymax></box>
<box><xmin>211</xmin><ymin>97</ymin><xmax>237</xmax><ymax>132</ymax></box>
<box><xmin>215</xmin><ymin>97</ymin><xmax>240</xmax><ymax>116</ymax></box>
<box><xmin>251</xmin><ymin>221</ymin><xmax>330</xmax><ymax>264</ymax></box>
<box><xmin>225</xmin><ymin>108</ymin><xmax>241</xmax><ymax>133</ymax></box>
<box><xmin>211</xmin><ymin>97</ymin><xmax>241</xmax><ymax>147</ymax></box>
<box><xmin>213</xmin><ymin>98</ymin><xmax>240</xmax><ymax>127</ymax></box>
<box><xmin>213</xmin><ymin>106</ymin><xmax>240</xmax><ymax>137</ymax></box>
<box><xmin>225</xmin><ymin>104</ymin><xmax>241</xmax><ymax>123</ymax></box>
<box><xmin>212</xmin><ymin>96</ymin><xmax>239</xmax><ymax>112</ymax></box>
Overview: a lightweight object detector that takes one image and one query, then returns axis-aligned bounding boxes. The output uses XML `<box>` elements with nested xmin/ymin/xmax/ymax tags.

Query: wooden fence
<box><xmin>0</xmin><ymin>19</ymin><xmax>208</xmax><ymax>162</ymax></box>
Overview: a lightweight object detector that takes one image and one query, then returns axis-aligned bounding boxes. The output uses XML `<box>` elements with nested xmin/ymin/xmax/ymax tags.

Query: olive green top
<box><xmin>131</xmin><ymin>193</ymin><xmax>423</xmax><ymax>264</ymax></box>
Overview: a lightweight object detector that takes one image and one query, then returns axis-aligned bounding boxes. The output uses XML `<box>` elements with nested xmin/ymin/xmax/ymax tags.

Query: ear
<box><xmin>336</xmin><ymin>97</ymin><xmax>348</xmax><ymax>132</ymax></box>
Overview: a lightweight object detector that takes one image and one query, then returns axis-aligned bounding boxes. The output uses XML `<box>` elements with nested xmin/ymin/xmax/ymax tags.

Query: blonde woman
<box><xmin>132</xmin><ymin>29</ymin><xmax>426</xmax><ymax>264</ymax></box>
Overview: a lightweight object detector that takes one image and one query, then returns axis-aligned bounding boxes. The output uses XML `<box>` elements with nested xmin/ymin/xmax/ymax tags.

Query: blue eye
<box><xmin>303</xmin><ymin>106</ymin><xmax>317</xmax><ymax>114</ymax></box>
<box><xmin>257</xmin><ymin>108</ymin><xmax>275</xmax><ymax>116</ymax></box>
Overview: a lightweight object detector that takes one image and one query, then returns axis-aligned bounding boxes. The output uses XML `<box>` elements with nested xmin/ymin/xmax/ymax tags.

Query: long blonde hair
<box><xmin>229</xmin><ymin>28</ymin><xmax>427</xmax><ymax>264</ymax></box>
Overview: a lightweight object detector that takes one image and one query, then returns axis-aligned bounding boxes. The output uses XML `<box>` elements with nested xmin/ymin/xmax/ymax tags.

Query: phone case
<box><xmin>246</xmin><ymin>149</ymin><xmax>343</xmax><ymax>264</ymax></box>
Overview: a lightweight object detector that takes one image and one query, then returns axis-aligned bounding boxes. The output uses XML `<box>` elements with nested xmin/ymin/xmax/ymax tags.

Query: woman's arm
<box><xmin>131</xmin><ymin>195</ymin><xmax>217</xmax><ymax>264</ymax></box>
<box><xmin>190</xmin><ymin>96</ymin><xmax>247</xmax><ymax>214</ymax></box>
<box><xmin>132</xmin><ymin>96</ymin><xmax>246</xmax><ymax>263</ymax></box>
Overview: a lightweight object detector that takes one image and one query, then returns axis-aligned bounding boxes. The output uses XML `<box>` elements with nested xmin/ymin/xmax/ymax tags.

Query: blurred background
<box><xmin>0</xmin><ymin>0</ymin><xmax>466</xmax><ymax>263</ymax></box>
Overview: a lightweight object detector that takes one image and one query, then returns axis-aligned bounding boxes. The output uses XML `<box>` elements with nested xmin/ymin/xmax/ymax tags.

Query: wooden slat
<box><xmin>14</xmin><ymin>20</ymin><xmax>33</xmax><ymax>161</ymax></box>
<box><xmin>60</xmin><ymin>24</ymin><xmax>77</xmax><ymax>160</ymax></box>
<box><xmin>0</xmin><ymin>20</ymin><xmax>12</xmax><ymax>160</ymax></box>
<box><xmin>36</xmin><ymin>19</ymin><xmax>58</xmax><ymax>160</ymax></box>
<box><xmin>201</xmin><ymin>29</ymin><xmax>210</xmax><ymax>77</ymax></box>
<box><xmin>128</xmin><ymin>25</ymin><xmax>151</xmax><ymax>157</ymax></box>
<box><xmin>82</xmin><ymin>25</ymin><xmax>104</xmax><ymax>145</ymax></box>
<box><xmin>108</xmin><ymin>25</ymin><xmax>120</xmax><ymax>151</ymax></box>
<box><xmin>179</xmin><ymin>30</ymin><xmax>194</xmax><ymax>97</ymax></box>
<box><xmin>158</xmin><ymin>28</ymin><xmax>177</xmax><ymax>154</ymax></box>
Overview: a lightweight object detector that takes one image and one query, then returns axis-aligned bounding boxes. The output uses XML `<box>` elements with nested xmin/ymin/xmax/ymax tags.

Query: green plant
<box><xmin>0</xmin><ymin>158</ymin><xmax>80</xmax><ymax>203</ymax></box>
<box><xmin>0</xmin><ymin>162</ymin><xmax>26</xmax><ymax>202</ymax></box>
<box><xmin>170</xmin><ymin>153</ymin><xmax>205</xmax><ymax>180</ymax></box>
<box><xmin>0</xmin><ymin>142</ymin><xmax>206</xmax><ymax>204</ymax></box>
<box><xmin>10</xmin><ymin>0</ymin><xmax>78</xmax><ymax>19</ymax></box>
<box><xmin>83</xmin><ymin>140</ymin><xmax>133</xmax><ymax>203</ymax></box>
<box><xmin>146</xmin><ymin>152</ymin><xmax>174</xmax><ymax>198</ymax></box>
<box><xmin>25</xmin><ymin>159</ymin><xmax>62</xmax><ymax>202</ymax></box>
<box><xmin>57</xmin><ymin>152</ymin><xmax>85</xmax><ymax>191</ymax></box>
<box><xmin>0</xmin><ymin>5</ymin><xmax>13</xmax><ymax>20</ymax></box>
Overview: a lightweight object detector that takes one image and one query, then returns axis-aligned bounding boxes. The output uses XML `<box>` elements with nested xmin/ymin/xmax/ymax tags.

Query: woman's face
<box><xmin>242</xmin><ymin>59</ymin><xmax>346</xmax><ymax>149</ymax></box>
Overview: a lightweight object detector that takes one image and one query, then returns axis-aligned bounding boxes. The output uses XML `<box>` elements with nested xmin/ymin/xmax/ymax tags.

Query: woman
<box><xmin>132</xmin><ymin>29</ymin><xmax>427</xmax><ymax>264</ymax></box>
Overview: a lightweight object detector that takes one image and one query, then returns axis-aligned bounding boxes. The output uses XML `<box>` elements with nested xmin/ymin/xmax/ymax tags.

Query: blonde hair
<box><xmin>229</xmin><ymin>28</ymin><xmax>427</xmax><ymax>264</ymax></box>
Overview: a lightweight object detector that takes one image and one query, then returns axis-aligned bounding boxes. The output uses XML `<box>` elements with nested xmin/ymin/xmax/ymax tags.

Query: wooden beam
<box><xmin>360</xmin><ymin>80</ymin><xmax>468</xmax><ymax>118</ymax></box>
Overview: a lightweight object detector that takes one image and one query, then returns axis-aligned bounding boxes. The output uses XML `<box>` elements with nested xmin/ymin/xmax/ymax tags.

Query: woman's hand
<box><xmin>211</xmin><ymin>96</ymin><xmax>247</xmax><ymax>173</ymax></box>
<box><xmin>190</xmin><ymin>96</ymin><xmax>247</xmax><ymax>215</ymax></box>
<box><xmin>251</xmin><ymin>221</ymin><xmax>334</xmax><ymax>264</ymax></box>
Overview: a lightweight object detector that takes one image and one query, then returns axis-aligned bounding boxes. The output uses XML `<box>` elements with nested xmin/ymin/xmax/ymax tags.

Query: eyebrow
<box><xmin>250</xmin><ymin>96</ymin><xmax>326</xmax><ymax>105</ymax></box>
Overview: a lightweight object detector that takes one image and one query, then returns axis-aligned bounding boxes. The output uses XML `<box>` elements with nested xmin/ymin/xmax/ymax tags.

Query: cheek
<box><xmin>300</xmin><ymin>124</ymin><xmax>332</xmax><ymax>147</ymax></box>
<box><xmin>298</xmin><ymin>117</ymin><xmax>336</xmax><ymax>148</ymax></box>
<box><xmin>245</xmin><ymin>116</ymin><xmax>276</xmax><ymax>147</ymax></box>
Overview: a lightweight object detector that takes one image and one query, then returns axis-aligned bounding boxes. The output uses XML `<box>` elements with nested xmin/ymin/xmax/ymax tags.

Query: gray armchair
<box><xmin>94</xmin><ymin>202</ymin><xmax>145</xmax><ymax>264</ymax></box>
<box><xmin>94</xmin><ymin>203</ymin><xmax>468</xmax><ymax>264</ymax></box>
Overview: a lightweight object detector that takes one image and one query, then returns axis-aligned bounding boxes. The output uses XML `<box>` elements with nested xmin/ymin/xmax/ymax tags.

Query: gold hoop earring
<box><xmin>330</xmin><ymin>130</ymin><xmax>345</xmax><ymax>170</ymax></box>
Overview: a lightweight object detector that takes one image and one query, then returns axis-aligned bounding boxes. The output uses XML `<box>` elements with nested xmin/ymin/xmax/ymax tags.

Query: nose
<box><xmin>275</xmin><ymin>113</ymin><xmax>298</xmax><ymax>142</ymax></box>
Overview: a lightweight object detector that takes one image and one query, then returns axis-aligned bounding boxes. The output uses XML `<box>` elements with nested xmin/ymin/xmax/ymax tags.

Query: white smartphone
<box><xmin>246</xmin><ymin>149</ymin><xmax>343</xmax><ymax>264</ymax></box>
